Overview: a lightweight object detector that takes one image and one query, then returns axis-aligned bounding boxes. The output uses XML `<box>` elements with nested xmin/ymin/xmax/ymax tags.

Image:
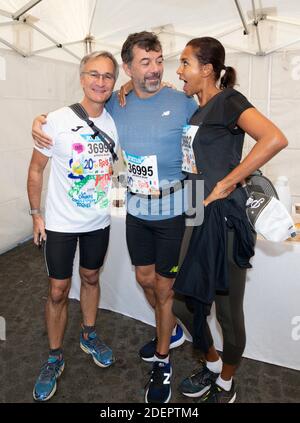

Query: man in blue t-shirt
<box><xmin>31</xmin><ymin>32</ymin><xmax>197</xmax><ymax>404</ymax></box>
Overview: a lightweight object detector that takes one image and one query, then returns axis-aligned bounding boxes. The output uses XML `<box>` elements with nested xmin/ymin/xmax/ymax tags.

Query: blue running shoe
<box><xmin>80</xmin><ymin>331</ymin><xmax>115</xmax><ymax>368</ymax></box>
<box><xmin>145</xmin><ymin>361</ymin><xmax>172</xmax><ymax>403</ymax></box>
<box><xmin>33</xmin><ymin>356</ymin><xmax>64</xmax><ymax>401</ymax></box>
<box><xmin>139</xmin><ymin>323</ymin><xmax>185</xmax><ymax>362</ymax></box>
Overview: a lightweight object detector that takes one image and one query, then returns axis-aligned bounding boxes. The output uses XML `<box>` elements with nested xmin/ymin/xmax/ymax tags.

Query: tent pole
<box><xmin>24</xmin><ymin>21</ymin><xmax>63</xmax><ymax>47</ymax></box>
<box><xmin>265</xmin><ymin>37</ymin><xmax>300</xmax><ymax>55</ymax></box>
<box><xmin>266</xmin><ymin>16</ymin><xmax>300</xmax><ymax>28</ymax></box>
<box><xmin>12</xmin><ymin>0</ymin><xmax>42</xmax><ymax>20</ymax></box>
<box><xmin>24</xmin><ymin>21</ymin><xmax>81</xmax><ymax>61</ymax></box>
<box><xmin>0</xmin><ymin>37</ymin><xmax>27</xmax><ymax>57</ymax></box>
<box><xmin>0</xmin><ymin>22</ymin><xmax>19</xmax><ymax>28</ymax></box>
<box><xmin>84</xmin><ymin>36</ymin><xmax>94</xmax><ymax>55</ymax></box>
<box><xmin>0</xmin><ymin>9</ymin><xmax>12</xmax><ymax>18</ymax></box>
<box><xmin>233</xmin><ymin>0</ymin><xmax>249</xmax><ymax>35</ymax></box>
<box><xmin>88</xmin><ymin>0</ymin><xmax>98</xmax><ymax>35</ymax></box>
<box><xmin>251</xmin><ymin>0</ymin><xmax>263</xmax><ymax>55</ymax></box>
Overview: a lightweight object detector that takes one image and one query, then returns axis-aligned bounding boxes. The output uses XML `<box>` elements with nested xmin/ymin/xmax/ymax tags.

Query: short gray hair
<box><xmin>80</xmin><ymin>51</ymin><xmax>119</xmax><ymax>80</ymax></box>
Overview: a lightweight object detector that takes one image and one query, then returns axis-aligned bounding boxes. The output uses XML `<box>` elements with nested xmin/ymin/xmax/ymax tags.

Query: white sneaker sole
<box><xmin>182</xmin><ymin>384</ymin><xmax>211</xmax><ymax>398</ymax></box>
<box><xmin>229</xmin><ymin>393</ymin><xmax>236</xmax><ymax>403</ymax></box>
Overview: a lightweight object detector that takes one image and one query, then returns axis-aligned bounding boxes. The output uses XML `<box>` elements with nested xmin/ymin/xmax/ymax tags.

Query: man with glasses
<box><xmin>27</xmin><ymin>51</ymin><xmax>119</xmax><ymax>401</ymax></box>
<box><xmin>31</xmin><ymin>32</ymin><xmax>198</xmax><ymax>403</ymax></box>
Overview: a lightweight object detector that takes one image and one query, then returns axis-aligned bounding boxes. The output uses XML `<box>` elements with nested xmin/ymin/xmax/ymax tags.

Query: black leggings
<box><xmin>209</xmin><ymin>229</ymin><xmax>247</xmax><ymax>365</ymax></box>
<box><xmin>174</xmin><ymin>229</ymin><xmax>251</xmax><ymax>366</ymax></box>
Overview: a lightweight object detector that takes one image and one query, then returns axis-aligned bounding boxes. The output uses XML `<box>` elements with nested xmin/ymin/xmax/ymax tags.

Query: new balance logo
<box><xmin>163</xmin><ymin>372</ymin><xmax>171</xmax><ymax>385</ymax></box>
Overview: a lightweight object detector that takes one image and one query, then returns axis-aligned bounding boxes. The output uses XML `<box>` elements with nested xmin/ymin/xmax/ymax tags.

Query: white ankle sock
<box><xmin>154</xmin><ymin>354</ymin><xmax>170</xmax><ymax>364</ymax></box>
<box><xmin>216</xmin><ymin>375</ymin><xmax>232</xmax><ymax>391</ymax></box>
<box><xmin>206</xmin><ymin>357</ymin><xmax>222</xmax><ymax>374</ymax></box>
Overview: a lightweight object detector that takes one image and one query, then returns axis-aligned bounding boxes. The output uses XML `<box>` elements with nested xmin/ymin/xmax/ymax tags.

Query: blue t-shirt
<box><xmin>106</xmin><ymin>87</ymin><xmax>198</xmax><ymax>220</ymax></box>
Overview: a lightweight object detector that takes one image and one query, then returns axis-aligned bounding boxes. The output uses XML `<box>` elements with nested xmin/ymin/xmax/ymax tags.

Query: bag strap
<box><xmin>69</xmin><ymin>103</ymin><xmax>118</xmax><ymax>162</ymax></box>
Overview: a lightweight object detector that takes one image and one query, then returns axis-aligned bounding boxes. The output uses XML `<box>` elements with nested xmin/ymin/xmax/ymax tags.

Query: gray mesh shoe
<box><xmin>179</xmin><ymin>360</ymin><xmax>219</xmax><ymax>398</ymax></box>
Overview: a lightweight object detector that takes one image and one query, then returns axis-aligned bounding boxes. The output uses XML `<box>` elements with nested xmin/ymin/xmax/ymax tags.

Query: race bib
<box><xmin>122</xmin><ymin>151</ymin><xmax>160</xmax><ymax>196</ymax></box>
<box><xmin>68</xmin><ymin>134</ymin><xmax>113</xmax><ymax>209</ymax></box>
<box><xmin>71</xmin><ymin>134</ymin><xmax>113</xmax><ymax>177</ymax></box>
<box><xmin>181</xmin><ymin>125</ymin><xmax>199</xmax><ymax>174</ymax></box>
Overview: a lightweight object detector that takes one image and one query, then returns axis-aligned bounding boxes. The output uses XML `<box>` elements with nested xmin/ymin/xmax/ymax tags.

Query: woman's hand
<box><xmin>203</xmin><ymin>181</ymin><xmax>236</xmax><ymax>207</ymax></box>
<box><xmin>32</xmin><ymin>115</ymin><xmax>52</xmax><ymax>148</ymax></box>
<box><xmin>117</xmin><ymin>80</ymin><xmax>134</xmax><ymax>107</ymax></box>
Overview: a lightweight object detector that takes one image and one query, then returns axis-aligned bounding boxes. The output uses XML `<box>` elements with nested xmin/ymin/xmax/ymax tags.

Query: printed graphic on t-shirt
<box><xmin>181</xmin><ymin>124</ymin><xmax>199</xmax><ymax>174</ymax></box>
<box><xmin>68</xmin><ymin>134</ymin><xmax>113</xmax><ymax>209</ymax></box>
<box><xmin>122</xmin><ymin>151</ymin><xmax>159</xmax><ymax>196</ymax></box>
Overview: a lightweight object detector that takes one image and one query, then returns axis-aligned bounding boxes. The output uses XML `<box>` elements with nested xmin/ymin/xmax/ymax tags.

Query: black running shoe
<box><xmin>139</xmin><ymin>323</ymin><xmax>185</xmax><ymax>362</ymax></box>
<box><xmin>179</xmin><ymin>360</ymin><xmax>219</xmax><ymax>397</ymax></box>
<box><xmin>199</xmin><ymin>381</ymin><xmax>236</xmax><ymax>403</ymax></box>
<box><xmin>145</xmin><ymin>361</ymin><xmax>172</xmax><ymax>403</ymax></box>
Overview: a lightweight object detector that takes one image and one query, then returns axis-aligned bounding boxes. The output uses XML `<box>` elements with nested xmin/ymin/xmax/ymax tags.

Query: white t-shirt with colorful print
<box><xmin>35</xmin><ymin>106</ymin><xmax>118</xmax><ymax>233</ymax></box>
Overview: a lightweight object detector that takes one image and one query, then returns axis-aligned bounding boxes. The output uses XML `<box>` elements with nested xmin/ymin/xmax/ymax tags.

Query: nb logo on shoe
<box><xmin>163</xmin><ymin>373</ymin><xmax>171</xmax><ymax>385</ymax></box>
<box><xmin>0</xmin><ymin>316</ymin><xmax>6</xmax><ymax>341</ymax></box>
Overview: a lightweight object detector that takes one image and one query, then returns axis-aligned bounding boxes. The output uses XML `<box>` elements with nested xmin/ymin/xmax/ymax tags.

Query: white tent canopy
<box><xmin>1</xmin><ymin>0</ymin><xmax>300</xmax><ymax>63</ymax></box>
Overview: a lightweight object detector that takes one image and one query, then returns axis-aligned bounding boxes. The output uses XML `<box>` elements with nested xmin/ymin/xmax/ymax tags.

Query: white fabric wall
<box><xmin>1</xmin><ymin>47</ymin><xmax>300</xmax><ymax>253</ymax></box>
<box><xmin>0</xmin><ymin>49</ymin><xmax>82</xmax><ymax>254</ymax></box>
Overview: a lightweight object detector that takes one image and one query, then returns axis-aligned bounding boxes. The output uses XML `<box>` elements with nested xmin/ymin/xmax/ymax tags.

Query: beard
<box><xmin>141</xmin><ymin>73</ymin><xmax>162</xmax><ymax>93</ymax></box>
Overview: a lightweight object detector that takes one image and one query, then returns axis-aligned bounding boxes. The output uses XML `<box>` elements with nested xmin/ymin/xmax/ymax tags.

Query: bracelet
<box><xmin>29</xmin><ymin>208</ymin><xmax>42</xmax><ymax>216</ymax></box>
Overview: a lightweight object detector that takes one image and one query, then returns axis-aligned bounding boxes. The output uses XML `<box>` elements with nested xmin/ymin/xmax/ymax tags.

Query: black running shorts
<box><xmin>44</xmin><ymin>226</ymin><xmax>110</xmax><ymax>280</ymax></box>
<box><xmin>126</xmin><ymin>214</ymin><xmax>185</xmax><ymax>278</ymax></box>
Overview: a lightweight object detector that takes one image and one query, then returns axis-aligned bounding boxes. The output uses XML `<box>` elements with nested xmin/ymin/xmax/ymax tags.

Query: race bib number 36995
<box><xmin>122</xmin><ymin>151</ymin><xmax>159</xmax><ymax>196</ymax></box>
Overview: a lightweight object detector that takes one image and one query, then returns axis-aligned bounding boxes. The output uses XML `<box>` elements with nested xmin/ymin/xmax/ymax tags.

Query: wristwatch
<box><xmin>29</xmin><ymin>208</ymin><xmax>42</xmax><ymax>215</ymax></box>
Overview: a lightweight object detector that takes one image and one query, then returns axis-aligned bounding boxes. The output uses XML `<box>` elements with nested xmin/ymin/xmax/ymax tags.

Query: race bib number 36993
<box><xmin>72</xmin><ymin>134</ymin><xmax>112</xmax><ymax>176</ymax></box>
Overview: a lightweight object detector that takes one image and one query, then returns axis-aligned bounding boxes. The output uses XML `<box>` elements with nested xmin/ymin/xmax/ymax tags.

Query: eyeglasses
<box><xmin>81</xmin><ymin>71</ymin><xmax>115</xmax><ymax>81</ymax></box>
